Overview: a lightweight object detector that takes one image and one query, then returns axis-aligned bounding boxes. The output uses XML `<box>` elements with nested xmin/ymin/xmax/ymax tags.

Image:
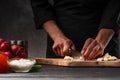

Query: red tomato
<box><xmin>0</xmin><ymin>41</ymin><xmax>11</xmax><ymax>51</ymax></box>
<box><xmin>20</xmin><ymin>52</ymin><xmax>27</xmax><ymax>58</ymax></box>
<box><xmin>4</xmin><ymin>51</ymin><xmax>13</xmax><ymax>59</ymax></box>
<box><xmin>0</xmin><ymin>53</ymin><xmax>9</xmax><ymax>73</ymax></box>
<box><xmin>0</xmin><ymin>38</ymin><xmax>5</xmax><ymax>45</ymax></box>
<box><xmin>11</xmin><ymin>45</ymin><xmax>23</xmax><ymax>55</ymax></box>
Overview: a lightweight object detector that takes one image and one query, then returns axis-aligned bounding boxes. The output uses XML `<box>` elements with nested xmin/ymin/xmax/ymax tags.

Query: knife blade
<box><xmin>69</xmin><ymin>48</ymin><xmax>84</xmax><ymax>59</ymax></box>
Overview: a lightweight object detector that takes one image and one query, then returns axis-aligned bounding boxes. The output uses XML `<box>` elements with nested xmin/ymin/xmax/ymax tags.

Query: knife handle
<box><xmin>68</xmin><ymin>48</ymin><xmax>72</xmax><ymax>54</ymax></box>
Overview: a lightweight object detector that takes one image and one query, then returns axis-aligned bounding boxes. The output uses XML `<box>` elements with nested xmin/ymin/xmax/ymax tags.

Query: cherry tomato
<box><xmin>20</xmin><ymin>52</ymin><xmax>27</xmax><ymax>58</ymax></box>
<box><xmin>0</xmin><ymin>38</ymin><xmax>5</xmax><ymax>45</ymax></box>
<box><xmin>4</xmin><ymin>51</ymin><xmax>13</xmax><ymax>59</ymax></box>
<box><xmin>0</xmin><ymin>41</ymin><xmax>11</xmax><ymax>51</ymax></box>
<box><xmin>11</xmin><ymin>45</ymin><xmax>23</xmax><ymax>55</ymax></box>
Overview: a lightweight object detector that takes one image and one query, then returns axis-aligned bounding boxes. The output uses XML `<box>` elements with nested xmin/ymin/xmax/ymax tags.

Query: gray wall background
<box><xmin>0</xmin><ymin>0</ymin><xmax>119</xmax><ymax>58</ymax></box>
<box><xmin>0</xmin><ymin>0</ymin><xmax>47</xmax><ymax>57</ymax></box>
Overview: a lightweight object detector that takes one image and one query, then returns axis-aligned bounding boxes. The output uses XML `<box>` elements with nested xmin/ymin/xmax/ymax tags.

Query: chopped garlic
<box><xmin>103</xmin><ymin>57</ymin><xmax>108</xmax><ymax>61</ymax></box>
<box><xmin>97</xmin><ymin>53</ymin><xmax>118</xmax><ymax>61</ymax></box>
<box><xmin>79</xmin><ymin>56</ymin><xmax>85</xmax><ymax>61</ymax></box>
<box><xmin>97</xmin><ymin>58</ymin><xmax>103</xmax><ymax>61</ymax></box>
<box><xmin>64</xmin><ymin>56</ymin><xmax>85</xmax><ymax>61</ymax></box>
<box><xmin>108</xmin><ymin>56</ymin><xmax>117</xmax><ymax>61</ymax></box>
<box><xmin>104</xmin><ymin>53</ymin><xmax>111</xmax><ymax>58</ymax></box>
<box><xmin>64</xmin><ymin>56</ymin><xmax>73</xmax><ymax>61</ymax></box>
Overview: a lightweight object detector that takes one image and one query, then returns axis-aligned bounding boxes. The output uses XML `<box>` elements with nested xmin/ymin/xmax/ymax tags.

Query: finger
<box><xmin>81</xmin><ymin>38</ymin><xmax>93</xmax><ymax>55</ymax></box>
<box><xmin>53</xmin><ymin>44</ymin><xmax>61</xmax><ymax>56</ymax></box>
<box><xmin>56</xmin><ymin>47</ymin><xmax>61</xmax><ymax>56</ymax></box>
<box><xmin>54</xmin><ymin>48</ymin><xmax>59</xmax><ymax>56</ymax></box>
<box><xmin>59</xmin><ymin>45</ymin><xmax>64</xmax><ymax>57</ymax></box>
<box><xmin>70</xmin><ymin>42</ymin><xmax>76</xmax><ymax>50</ymax></box>
<box><xmin>63</xmin><ymin>44</ymin><xmax>71</xmax><ymax>55</ymax></box>
<box><xmin>87</xmin><ymin>45</ymin><xmax>100</xmax><ymax>60</ymax></box>
<box><xmin>83</xmin><ymin>39</ymin><xmax>97</xmax><ymax>59</ymax></box>
<box><xmin>93</xmin><ymin>49</ymin><xmax>103</xmax><ymax>59</ymax></box>
<box><xmin>67</xmin><ymin>41</ymin><xmax>76</xmax><ymax>56</ymax></box>
<box><xmin>95</xmin><ymin>48</ymin><xmax>104</xmax><ymax>58</ymax></box>
<box><xmin>52</xmin><ymin>45</ymin><xmax>58</xmax><ymax>55</ymax></box>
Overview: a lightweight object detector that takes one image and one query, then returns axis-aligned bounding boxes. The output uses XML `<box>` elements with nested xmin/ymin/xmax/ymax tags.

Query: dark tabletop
<box><xmin>0</xmin><ymin>65</ymin><xmax>120</xmax><ymax>80</ymax></box>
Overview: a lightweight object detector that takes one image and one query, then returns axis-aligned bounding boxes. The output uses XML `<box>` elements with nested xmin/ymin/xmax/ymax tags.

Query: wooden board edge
<box><xmin>35</xmin><ymin>58</ymin><xmax>120</xmax><ymax>67</ymax></box>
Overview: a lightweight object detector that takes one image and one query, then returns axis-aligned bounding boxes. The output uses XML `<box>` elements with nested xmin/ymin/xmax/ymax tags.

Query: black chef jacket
<box><xmin>31</xmin><ymin>0</ymin><xmax>120</xmax><ymax>58</ymax></box>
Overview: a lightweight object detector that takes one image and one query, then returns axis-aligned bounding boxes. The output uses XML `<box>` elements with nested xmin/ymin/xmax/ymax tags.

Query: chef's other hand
<box><xmin>52</xmin><ymin>37</ymin><xmax>75</xmax><ymax>57</ymax></box>
<box><xmin>81</xmin><ymin>38</ymin><xmax>104</xmax><ymax>60</ymax></box>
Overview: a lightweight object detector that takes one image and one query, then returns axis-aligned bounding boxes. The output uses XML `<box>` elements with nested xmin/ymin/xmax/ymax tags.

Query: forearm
<box><xmin>42</xmin><ymin>20</ymin><xmax>66</xmax><ymax>41</ymax></box>
<box><xmin>95</xmin><ymin>28</ymin><xmax>115</xmax><ymax>48</ymax></box>
<box><xmin>42</xmin><ymin>20</ymin><xmax>75</xmax><ymax>56</ymax></box>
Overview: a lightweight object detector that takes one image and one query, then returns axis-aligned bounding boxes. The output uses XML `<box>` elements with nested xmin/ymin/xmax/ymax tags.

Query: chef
<box><xmin>31</xmin><ymin>0</ymin><xmax>120</xmax><ymax>60</ymax></box>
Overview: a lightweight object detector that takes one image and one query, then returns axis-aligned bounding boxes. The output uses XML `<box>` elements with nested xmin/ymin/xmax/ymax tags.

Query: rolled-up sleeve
<box><xmin>99</xmin><ymin>0</ymin><xmax>120</xmax><ymax>32</ymax></box>
<box><xmin>31</xmin><ymin>0</ymin><xmax>54</xmax><ymax>29</ymax></box>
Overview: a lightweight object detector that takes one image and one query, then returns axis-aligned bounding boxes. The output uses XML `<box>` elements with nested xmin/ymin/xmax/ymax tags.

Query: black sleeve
<box><xmin>99</xmin><ymin>0</ymin><xmax>120</xmax><ymax>32</ymax></box>
<box><xmin>31</xmin><ymin>0</ymin><xmax>54</xmax><ymax>29</ymax></box>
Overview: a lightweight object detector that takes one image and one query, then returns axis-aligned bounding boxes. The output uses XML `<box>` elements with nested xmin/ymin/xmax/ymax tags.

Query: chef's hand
<box><xmin>42</xmin><ymin>20</ymin><xmax>76</xmax><ymax>57</ymax></box>
<box><xmin>81</xmin><ymin>29</ymin><xmax>115</xmax><ymax>60</ymax></box>
<box><xmin>81</xmin><ymin>38</ymin><xmax>104</xmax><ymax>60</ymax></box>
<box><xmin>52</xmin><ymin>36</ymin><xmax>76</xmax><ymax>57</ymax></box>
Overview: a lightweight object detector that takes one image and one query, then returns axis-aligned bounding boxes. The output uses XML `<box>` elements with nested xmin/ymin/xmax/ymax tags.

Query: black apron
<box><xmin>31</xmin><ymin>0</ymin><xmax>120</xmax><ymax>58</ymax></box>
<box><xmin>46</xmin><ymin>0</ymin><xmax>119</xmax><ymax>58</ymax></box>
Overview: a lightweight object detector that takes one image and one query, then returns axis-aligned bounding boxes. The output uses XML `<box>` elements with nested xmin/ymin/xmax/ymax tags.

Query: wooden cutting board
<box><xmin>35</xmin><ymin>58</ymin><xmax>120</xmax><ymax>67</ymax></box>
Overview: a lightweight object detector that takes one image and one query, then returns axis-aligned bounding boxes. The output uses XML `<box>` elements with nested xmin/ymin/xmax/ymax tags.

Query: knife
<box><xmin>68</xmin><ymin>48</ymin><xmax>84</xmax><ymax>59</ymax></box>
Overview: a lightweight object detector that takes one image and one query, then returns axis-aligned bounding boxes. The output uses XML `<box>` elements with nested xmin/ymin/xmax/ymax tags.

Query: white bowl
<box><xmin>9</xmin><ymin>58</ymin><xmax>36</xmax><ymax>72</ymax></box>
